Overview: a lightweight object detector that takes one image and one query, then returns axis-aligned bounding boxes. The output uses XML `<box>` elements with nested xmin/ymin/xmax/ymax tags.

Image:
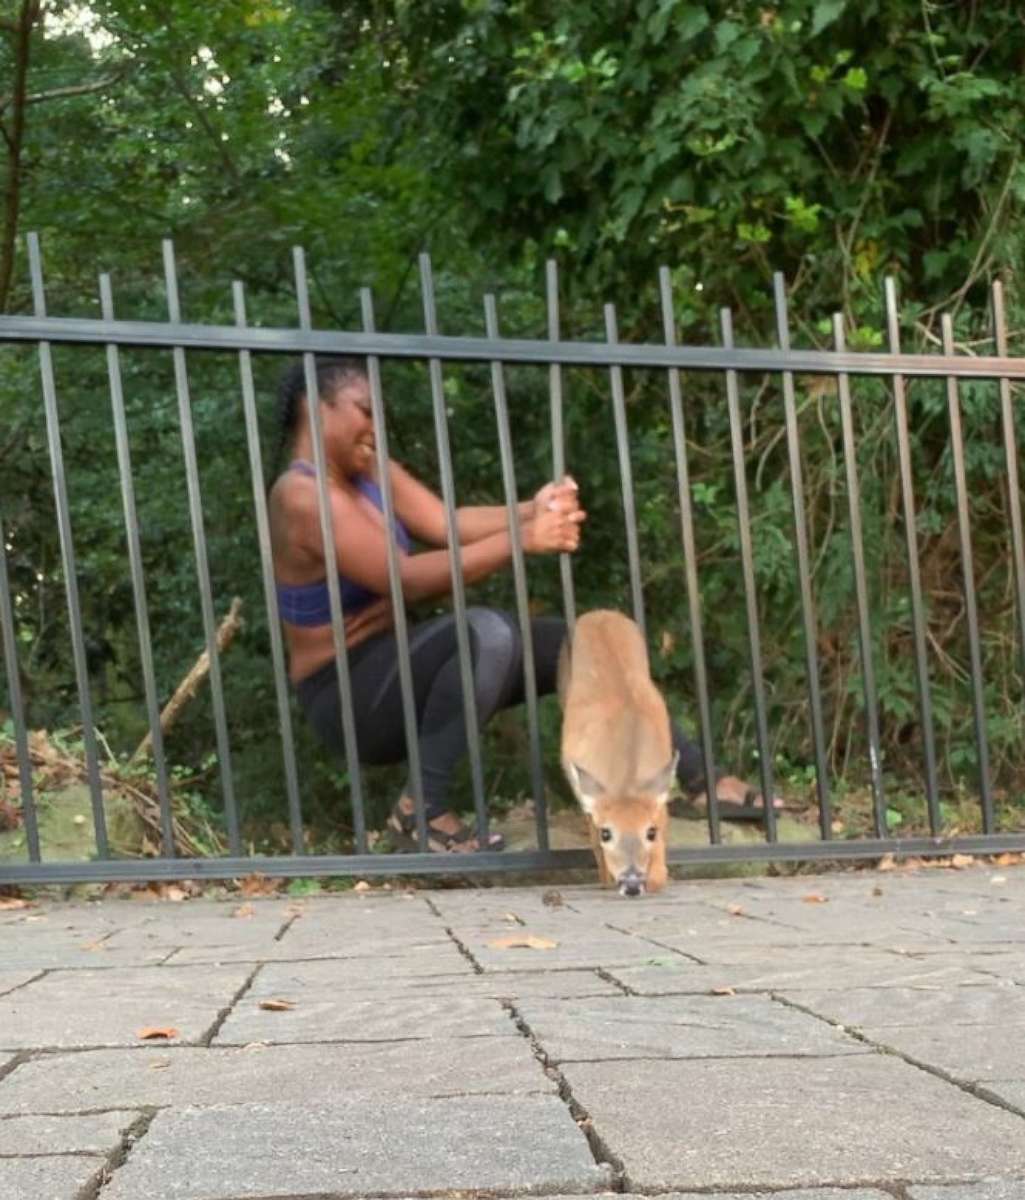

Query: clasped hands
<box><xmin>525</xmin><ymin>475</ymin><xmax>586</xmax><ymax>554</ymax></box>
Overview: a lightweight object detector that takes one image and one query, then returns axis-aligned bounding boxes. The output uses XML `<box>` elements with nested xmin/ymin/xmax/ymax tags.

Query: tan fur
<box><xmin>559</xmin><ymin>610</ymin><xmax>676</xmax><ymax>896</ymax></box>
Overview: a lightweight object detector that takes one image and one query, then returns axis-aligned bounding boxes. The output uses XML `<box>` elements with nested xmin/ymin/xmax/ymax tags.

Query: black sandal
<box><xmin>386</xmin><ymin>802</ymin><xmax>505</xmax><ymax>853</ymax></box>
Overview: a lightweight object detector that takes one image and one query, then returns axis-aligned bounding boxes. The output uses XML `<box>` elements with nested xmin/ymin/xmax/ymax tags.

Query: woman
<box><xmin>268</xmin><ymin>356</ymin><xmax>776</xmax><ymax>853</ymax></box>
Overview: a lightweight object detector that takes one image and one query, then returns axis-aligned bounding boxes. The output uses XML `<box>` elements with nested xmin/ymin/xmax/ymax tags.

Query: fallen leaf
<box><xmin>726</xmin><ymin>904</ymin><xmax>744</xmax><ymax>917</ymax></box>
<box><xmin>238</xmin><ymin>873</ymin><xmax>282</xmax><ymax>898</ymax></box>
<box><xmin>950</xmin><ymin>854</ymin><xmax>974</xmax><ymax>870</ymax></box>
<box><xmin>232</xmin><ymin>903</ymin><xmax>255</xmax><ymax>918</ymax></box>
<box><xmin>990</xmin><ymin>875</ymin><xmax>1007</xmax><ymax>885</ymax></box>
<box><xmin>487</xmin><ymin>935</ymin><xmax>558</xmax><ymax>950</ymax></box>
<box><xmin>148</xmin><ymin>1059</ymin><xmax>171</xmax><ymax>1071</ymax></box>
<box><xmin>877</xmin><ymin>854</ymin><xmax>897</xmax><ymax>872</ymax></box>
<box><xmin>0</xmin><ymin>897</ymin><xmax>30</xmax><ymax>911</ymax></box>
<box><xmin>711</xmin><ymin>986</ymin><xmax>736</xmax><ymax>996</ymax></box>
<box><xmin>137</xmin><ymin>1027</ymin><xmax>179</xmax><ymax>1041</ymax></box>
<box><xmin>163</xmin><ymin>885</ymin><xmax>187</xmax><ymax>903</ymax></box>
<box><xmin>353</xmin><ymin>881</ymin><xmax>371</xmax><ymax>894</ymax></box>
<box><xmin>802</xmin><ymin>892</ymin><xmax>828</xmax><ymax>904</ymax></box>
<box><xmin>80</xmin><ymin>940</ymin><xmax>107</xmax><ymax>952</ymax></box>
<box><xmin>871</xmin><ymin>886</ymin><xmax>884</xmax><ymax>897</ymax></box>
<box><xmin>258</xmin><ymin>999</ymin><xmax>296</xmax><ymax>1011</ymax></box>
<box><xmin>502</xmin><ymin>911</ymin><xmax>520</xmax><ymax>923</ymax></box>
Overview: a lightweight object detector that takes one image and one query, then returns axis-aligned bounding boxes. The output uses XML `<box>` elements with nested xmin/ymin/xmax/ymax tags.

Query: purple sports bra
<box><xmin>274</xmin><ymin>461</ymin><xmax>411</xmax><ymax>627</ymax></box>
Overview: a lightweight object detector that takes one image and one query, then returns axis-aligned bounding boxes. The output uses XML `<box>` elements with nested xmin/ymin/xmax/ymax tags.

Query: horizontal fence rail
<box><xmin>1</xmin><ymin>234</ymin><xmax>1024</xmax><ymax>886</ymax></box>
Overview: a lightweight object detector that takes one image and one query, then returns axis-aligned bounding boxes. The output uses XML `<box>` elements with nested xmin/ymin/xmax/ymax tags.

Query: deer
<box><xmin>559</xmin><ymin>609</ymin><xmax>677</xmax><ymax>896</ymax></box>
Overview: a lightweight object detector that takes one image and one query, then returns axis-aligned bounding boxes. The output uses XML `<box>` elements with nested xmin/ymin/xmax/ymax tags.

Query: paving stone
<box><xmin>248</xmin><ymin>959</ymin><xmax>618</xmax><ymax>998</ymax></box>
<box><xmin>859</xmin><ymin>1023</ymin><xmax>1025</xmax><ymax>1082</ymax></box>
<box><xmin>466</xmin><ymin>927</ymin><xmax>661</xmax><ymax>971</ymax></box>
<box><xmin>0</xmin><ymin>1156</ymin><xmax>105</xmax><ymax>1200</ymax></box>
<box><xmin>782</xmin><ymin>983</ymin><xmax>1024</xmax><ymax>1029</ymax></box>
<box><xmin>908</xmin><ymin>1184</ymin><xmax>1025</xmax><ymax>1199</ymax></box>
<box><xmin>0</xmin><ymin>1109</ymin><xmax>136</xmax><ymax>1154</ymax></box>
<box><xmin>515</xmin><ymin>994</ymin><xmax>866</xmax><ymax>1063</ymax></box>
<box><xmin>652</xmin><ymin>1192</ymin><xmax>893</xmax><ymax>1200</ymax></box>
<box><xmin>607</xmin><ymin>947</ymin><xmax>993</xmax><ymax>994</ymax></box>
<box><xmin>101</xmin><ymin>1095</ymin><xmax>610</xmax><ymax>1199</ymax></box>
<box><xmin>213</xmin><ymin>990</ymin><xmax>514</xmax><ymax>1045</ymax></box>
<box><xmin>0</xmin><ymin>1038</ymin><xmax>551</xmax><ymax>1113</ymax></box>
<box><xmin>0</xmin><ymin>972</ymin><xmax>40</xmax><ymax>997</ymax></box>
<box><xmin>0</xmin><ymin>929</ymin><xmax>175</xmax><ymax>970</ymax></box>
<box><xmin>561</xmin><ymin>1054</ymin><xmax>1025</xmax><ymax>1190</ymax></box>
<box><xmin>0</xmin><ymin>964</ymin><xmax>252</xmax><ymax>1049</ymax></box>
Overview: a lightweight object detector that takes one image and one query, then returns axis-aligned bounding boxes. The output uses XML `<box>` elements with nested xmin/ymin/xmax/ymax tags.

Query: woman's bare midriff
<box><xmin>285</xmin><ymin>620</ymin><xmax>376</xmax><ymax>684</ymax></box>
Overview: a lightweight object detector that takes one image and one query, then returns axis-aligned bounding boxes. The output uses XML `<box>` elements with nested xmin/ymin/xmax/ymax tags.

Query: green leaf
<box><xmin>812</xmin><ymin>0</ymin><xmax>847</xmax><ymax>37</ymax></box>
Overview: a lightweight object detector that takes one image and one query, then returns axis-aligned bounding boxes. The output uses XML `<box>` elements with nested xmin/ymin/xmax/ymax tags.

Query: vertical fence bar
<box><xmin>833</xmin><ymin>315</ymin><xmax>886</xmax><ymax>835</ymax></box>
<box><xmin>884</xmin><ymin>278</ymin><xmax>941</xmax><ymax>832</ymax></box>
<box><xmin>360</xmin><ymin>286</ymin><xmax>427</xmax><ymax>846</ymax></box>
<box><xmin>162</xmin><ymin>240</ymin><xmax>241</xmax><ymax>855</ymax></box>
<box><xmin>659</xmin><ymin>268</ymin><xmax>720</xmax><ymax>844</ymax></box>
<box><xmin>992</xmin><ymin>282</ymin><xmax>1025</xmax><ymax>714</ymax></box>
<box><xmin>721</xmin><ymin>308</ymin><xmax>777</xmax><ymax>839</ymax></box>
<box><xmin>419</xmin><ymin>253</ymin><xmax>490</xmax><ymax>844</ymax></box>
<box><xmin>941</xmin><ymin>314</ymin><xmax>994</xmax><ymax>832</ymax></box>
<box><xmin>26</xmin><ymin>233</ymin><xmax>108</xmax><ymax>856</ymax></box>
<box><xmin>604</xmin><ymin>303</ymin><xmax>646</xmax><ymax>640</ymax></box>
<box><xmin>0</xmin><ymin>516</ymin><xmax>40</xmax><ymax>861</ymax></box>
<box><xmin>546</xmin><ymin>261</ymin><xmax>576</xmax><ymax>635</ymax></box>
<box><xmin>485</xmin><ymin>294</ymin><xmax>549</xmax><ymax>850</ymax></box>
<box><xmin>233</xmin><ymin>282</ymin><xmax>304</xmax><ymax>848</ymax></box>
<box><xmin>99</xmin><ymin>274</ymin><xmax>174</xmax><ymax>856</ymax></box>
<box><xmin>772</xmin><ymin>275</ymin><xmax>831</xmax><ymax>838</ymax></box>
<box><xmin>292</xmin><ymin>247</ymin><xmax>367</xmax><ymax>854</ymax></box>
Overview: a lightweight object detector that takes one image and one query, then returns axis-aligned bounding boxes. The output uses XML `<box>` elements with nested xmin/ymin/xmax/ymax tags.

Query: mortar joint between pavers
<box><xmin>500</xmin><ymin>999</ymin><xmax>626</xmax><ymax>1191</ymax></box>
<box><xmin>594</xmin><ymin>967</ymin><xmax>635</xmax><ymax>996</ymax></box>
<box><xmin>200</xmin><ymin>962</ymin><xmax>263</xmax><ymax>1047</ymax></box>
<box><xmin>80</xmin><ymin>1107</ymin><xmax>157</xmax><ymax>1200</ymax></box>
<box><xmin>444</xmin><ymin>926</ymin><xmax>485</xmax><ymax>975</ymax></box>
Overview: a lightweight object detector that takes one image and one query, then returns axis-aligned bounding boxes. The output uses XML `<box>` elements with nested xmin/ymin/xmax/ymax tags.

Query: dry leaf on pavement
<box><xmin>137</xmin><ymin>1027</ymin><xmax>179</xmax><ymax>1041</ymax></box>
<box><xmin>0</xmin><ymin>897</ymin><xmax>30</xmax><ymax>910</ymax></box>
<box><xmin>487</xmin><ymin>935</ymin><xmax>558</xmax><ymax>950</ymax></box>
<box><xmin>711</xmin><ymin>986</ymin><xmax>736</xmax><ymax>996</ymax></box>
<box><xmin>802</xmin><ymin>892</ymin><xmax>828</xmax><ymax>904</ymax></box>
<box><xmin>232</xmin><ymin>903</ymin><xmax>255</xmax><ymax>919</ymax></box>
<box><xmin>726</xmin><ymin>904</ymin><xmax>744</xmax><ymax>916</ymax></box>
<box><xmin>258</xmin><ymin>999</ymin><xmax>296</xmax><ymax>1011</ymax></box>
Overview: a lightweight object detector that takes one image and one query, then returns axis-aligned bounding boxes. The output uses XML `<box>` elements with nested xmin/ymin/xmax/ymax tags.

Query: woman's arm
<box><xmin>282</xmin><ymin>477</ymin><xmax>583</xmax><ymax>606</ymax></box>
<box><xmin>388</xmin><ymin>461</ymin><xmax>577</xmax><ymax>547</ymax></box>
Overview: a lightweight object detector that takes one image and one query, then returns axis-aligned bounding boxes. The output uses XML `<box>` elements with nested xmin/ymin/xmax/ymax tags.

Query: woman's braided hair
<box><xmin>274</xmin><ymin>356</ymin><xmax>368</xmax><ymax>471</ymax></box>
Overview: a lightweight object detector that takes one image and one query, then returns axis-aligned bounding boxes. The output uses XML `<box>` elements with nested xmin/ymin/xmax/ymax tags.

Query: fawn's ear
<box><xmin>566</xmin><ymin>761</ymin><xmax>606</xmax><ymax>815</ymax></box>
<box><xmin>639</xmin><ymin>751</ymin><xmax>678</xmax><ymax>807</ymax></box>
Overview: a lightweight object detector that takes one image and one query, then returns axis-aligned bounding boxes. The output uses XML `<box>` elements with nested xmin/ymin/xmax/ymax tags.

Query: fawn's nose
<box><xmin>618</xmin><ymin>869</ymin><xmax>646</xmax><ymax>898</ymax></box>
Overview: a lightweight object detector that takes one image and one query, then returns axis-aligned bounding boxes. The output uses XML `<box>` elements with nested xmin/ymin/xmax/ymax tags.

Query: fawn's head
<box><xmin>566</xmin><ymin>754</ymin><xmax>677</xmax><ymax>896</ymax></box>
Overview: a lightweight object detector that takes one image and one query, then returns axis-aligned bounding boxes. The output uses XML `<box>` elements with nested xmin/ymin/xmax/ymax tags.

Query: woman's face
<box><xmin>323</xmin><ymin>377</ymin><xmax>375</xmax><ymax>475</ymax></box>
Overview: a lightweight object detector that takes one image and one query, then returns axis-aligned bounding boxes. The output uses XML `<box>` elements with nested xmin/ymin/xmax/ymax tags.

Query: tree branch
<box><xmin>0</xmin><ymin>71</ymin><xmax>127</xmax><ymax>116</ymax></box>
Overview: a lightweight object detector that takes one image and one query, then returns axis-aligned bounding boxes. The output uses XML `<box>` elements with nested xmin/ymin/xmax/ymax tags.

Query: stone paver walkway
<box><xmin>1</xmin><ymin>863</ymin><xmax>1024</xmax><ymax>1199</ymax></box>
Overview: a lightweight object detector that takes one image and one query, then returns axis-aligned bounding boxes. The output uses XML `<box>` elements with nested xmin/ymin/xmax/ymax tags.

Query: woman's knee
<box><xmin>466</xmin><ymin>607</ymin><xmax>522</xmax><ymax>711</ymax></box>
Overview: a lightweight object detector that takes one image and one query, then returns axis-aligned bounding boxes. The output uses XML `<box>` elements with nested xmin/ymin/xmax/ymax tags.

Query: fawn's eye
<box><xmin>646</xmin><ymin>826</ymin><xmax>658</xmax><ymax>842</ymax></box>
<box><xmin>599</xmin><ymin>827</ymin><xmax>613</xmax><ymax>843</ymax></box>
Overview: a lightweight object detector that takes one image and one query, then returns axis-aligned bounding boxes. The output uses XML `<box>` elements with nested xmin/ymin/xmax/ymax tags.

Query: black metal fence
<box><xmin>1</xmin><ymin>234</ymin><xmax>1024</xmax><ymax>885</ymax></box>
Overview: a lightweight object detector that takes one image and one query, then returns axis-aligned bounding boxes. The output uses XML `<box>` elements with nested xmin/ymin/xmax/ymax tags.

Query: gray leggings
<box><xmin>296</xmin><ymin>607</ymin><xmax>706</xmax><ymax>819</ymax></box>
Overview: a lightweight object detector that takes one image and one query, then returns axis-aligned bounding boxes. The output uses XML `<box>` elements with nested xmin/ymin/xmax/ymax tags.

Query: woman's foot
<box><xmin>387</xmin><ymin>797</ymin><xmax>506</xmax><ymax>853</ymax></box>
<box><xmin>679</xmin><ymin>775</ymin><xmax>785</xmax><ymax>823</ymax></box>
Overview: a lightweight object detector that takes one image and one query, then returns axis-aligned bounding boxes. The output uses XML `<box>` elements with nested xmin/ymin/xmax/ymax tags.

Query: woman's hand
<box><xmin>523</xmin><ymin>503</ymin><xmax>586</xmax><ymax>554</ymax></box>
<box><xmin>533</xmin><ymin>475</ymin><xmax>580</xmax><ymax>520</ymax></box>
